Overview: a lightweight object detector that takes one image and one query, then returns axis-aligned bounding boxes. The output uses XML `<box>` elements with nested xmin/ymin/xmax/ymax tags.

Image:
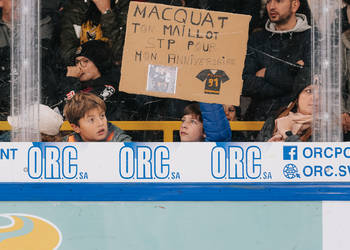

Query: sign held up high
<box><xmin>120</xmin><ymin>2</ymin><xmax>251</xmax><ymax>105</ymax></box>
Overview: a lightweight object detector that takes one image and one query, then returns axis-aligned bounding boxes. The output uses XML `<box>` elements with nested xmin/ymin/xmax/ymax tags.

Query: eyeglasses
<box><xmin>75</xmin><ymin>58</ymin><xmax>89</xmax><ymax>67</ymax></box>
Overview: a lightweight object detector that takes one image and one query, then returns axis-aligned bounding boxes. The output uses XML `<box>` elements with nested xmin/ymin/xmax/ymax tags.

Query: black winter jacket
<box><xmin>60</xmin><ymin>0</ymin><xmax>129</xmax><ymax>66</ymax></box>
<box><xmin>54</xmin><ymin>65</ymin><xmax>121</xmax><ymax>120</ymax></box>
<box><xmin>242</xmin><ymin>14</ymin><xmax>311</xmax><ymax>121</ymax></box>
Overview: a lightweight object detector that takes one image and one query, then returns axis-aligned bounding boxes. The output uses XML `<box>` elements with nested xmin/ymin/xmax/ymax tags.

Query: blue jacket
<box><xmin>200</xmin><ymin>103</ymin><xmax>231</xmax><ymax>142</ymax></box>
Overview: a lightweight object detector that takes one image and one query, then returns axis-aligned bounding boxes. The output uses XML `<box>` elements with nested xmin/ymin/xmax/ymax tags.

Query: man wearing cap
<box><xmin>241</xmin><ymin>0</ymin><xmax>311</xmax><ymax>122</ymax></box>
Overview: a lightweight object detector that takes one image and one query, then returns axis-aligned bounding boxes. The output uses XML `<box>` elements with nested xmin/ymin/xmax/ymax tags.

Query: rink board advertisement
<box><xmin>0</xmin><ymin>142</ymin><xmax>350</xmax><ymax>250</ymax></box>
<box><xmin>0</xmin><ymin>142</ymin><xmax>350</xmax><ymax>183</ymax></box>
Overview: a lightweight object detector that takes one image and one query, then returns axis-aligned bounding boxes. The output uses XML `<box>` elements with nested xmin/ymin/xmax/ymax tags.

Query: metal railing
<box><xmin>0</xmin><ymin>121</ymin><xmax>264</xmax><ymax>142</ymax></box>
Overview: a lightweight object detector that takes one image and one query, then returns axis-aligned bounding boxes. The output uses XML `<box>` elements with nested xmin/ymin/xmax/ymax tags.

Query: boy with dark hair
<box><xmin>63</xmin><ymin>92</ymin><xmax>131</xmax><ymax>142</ymax></box>
<box><xmin>180</xmin><ymin>103</ymin><xmax>205</xmax><ymax>142</ymax></box>
<box><xmin>180</xmin><ymin>103</ymin><xmax>232</xmax><ymax>142</ymax></box>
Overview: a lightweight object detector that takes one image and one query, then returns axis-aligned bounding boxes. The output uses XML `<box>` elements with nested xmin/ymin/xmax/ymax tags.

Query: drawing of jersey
<box><xmin>196</xmin><ymin>69</ymin><xmax>229</xmax><ymax>95</ymax></box>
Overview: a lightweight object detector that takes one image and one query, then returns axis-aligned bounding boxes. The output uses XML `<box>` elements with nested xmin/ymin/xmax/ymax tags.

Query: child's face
<box><xmin>223</xmin><ymin>104</ymin><xmax>237</xmax><ymax>121</ymax></box>
<box><xmin>75</xmin><ymin>56</ymin><xmax>101</xmax><ymax>82</ymax></box>
<box><xmin>72</xmin><ymin>107</ymin><xmax>108</xmax><ymax>141</ymax></box>
<box><xmin>180</xmin><ymin>114</ymin><xmax>204</xmax><ymax>142</ymax></box>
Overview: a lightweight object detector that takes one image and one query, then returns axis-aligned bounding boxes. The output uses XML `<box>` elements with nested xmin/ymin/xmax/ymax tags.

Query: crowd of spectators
<box><xmin>0</xmin><ymin>0</ymin><xmax>348</xmax><ymax>142</ymax></box>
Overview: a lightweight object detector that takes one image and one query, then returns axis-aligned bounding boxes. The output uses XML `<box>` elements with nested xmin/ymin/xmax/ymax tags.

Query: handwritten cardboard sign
<box><xmin>119</xmin><ymin>2</ymin><xmax>251</xmax><ymax>105</ymax></box>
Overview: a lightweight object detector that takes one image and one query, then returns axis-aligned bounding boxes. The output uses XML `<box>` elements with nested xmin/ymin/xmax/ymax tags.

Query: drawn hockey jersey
<box><xmin>196</xmin><ymin>69</ymin><xmax>229</xmax><ymax>95</ymax></box>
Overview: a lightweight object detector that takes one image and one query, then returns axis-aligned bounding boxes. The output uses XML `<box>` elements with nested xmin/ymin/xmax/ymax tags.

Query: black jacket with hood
<box><xmin>242</xmin><ymin>14</ymin><xmax>311</xmax><ymax>121</ymax></box>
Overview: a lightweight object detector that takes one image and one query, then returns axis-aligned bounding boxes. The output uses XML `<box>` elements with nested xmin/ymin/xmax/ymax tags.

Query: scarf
<box><xmin>268</xmin><ymin>112</ymin><xmax>312</xmax><ymax>142</ymax></box>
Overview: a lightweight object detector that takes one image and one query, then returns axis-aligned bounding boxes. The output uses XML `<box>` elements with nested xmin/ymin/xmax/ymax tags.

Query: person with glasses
<box><xmin>57</xmin><ymin>40</ymin><xmax>120</xmax><ymax>121</ymax></box>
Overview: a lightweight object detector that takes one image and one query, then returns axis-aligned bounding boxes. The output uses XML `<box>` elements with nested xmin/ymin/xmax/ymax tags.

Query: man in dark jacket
<box><xmin>59</xmin><ymin>0</ymin><xmax>208</xmax><ymax>67</ymax></box>
<box><xmin>242</xmin><ymin>0</ymin><xmax>311</xmax><ymax>122</ymax></box>
<box><xmin>60</xmin><ymin>0</ymin><xmax>129</xmax><ymax>66</ymax></box>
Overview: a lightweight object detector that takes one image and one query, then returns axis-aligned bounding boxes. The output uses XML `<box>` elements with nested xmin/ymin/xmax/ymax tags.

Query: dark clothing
<box><xmin>0</xmin><ymin>46</ymin><xmax>10</xmax><ymax>120</ymax></box>
<box><xmin>57</xmin><ymin>66</ymin><xmax>121</xmax><ymax>120</ymax></box>
<box><xmin>230</xmin><ymin>131</ymin><xmax>247</xmax><ymax>142</ymax></box>
<box><xmin>60</xmin><ymin>0</ymin><xmax>129</xmax><ymax>65</ymax></box>
<box><xmin>342</xmin><ymin>28</ymin><xmax>350</xmax><ymax>114</ymax></box>
<box><xmin>204</xmin><ymin>0</ymin><xmax>261</xmax><ymax>31</ymax></box>
<box><xmin>148</xmin><ymin>0</ymin><xmax>185</xmax><ymax>6</ymax></box>
<box><xmin>136</xmin><ymin>95</ymin><xmax>190</xmax><ymax>121</ymax></box>
<box><xmin>342</xmin><ymin>6</ymin><xmax>350</xmax><ymax>33</ymax></box>
<box><xmin>242</xmin><ymin>14</ymin><xmax>311</xmax><ymax>121</ymax></box>
<box><xmin>63</xmin><ymin>122</ymin><xmax>132</xmax><ymax>142</ymax></box>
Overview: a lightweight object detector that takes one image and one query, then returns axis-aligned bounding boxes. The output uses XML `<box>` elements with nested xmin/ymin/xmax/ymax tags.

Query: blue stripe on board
<box><xmin>0</xmin><ymin>182</ymin><xmax>350</xmax><ymax>201</ymax></box>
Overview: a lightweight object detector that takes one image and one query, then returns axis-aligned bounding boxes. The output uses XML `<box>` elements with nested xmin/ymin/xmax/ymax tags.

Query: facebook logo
<box><xmin>283</xmin><ymin>146</ymin><xmax>298</xmax><ymax>160</ymax></box>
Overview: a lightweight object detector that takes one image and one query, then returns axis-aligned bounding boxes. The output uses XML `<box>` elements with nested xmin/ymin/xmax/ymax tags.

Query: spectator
<box><xmin>257</xmin><ymin>70</ymin><xmax>313</xmax><ymax>142</ymax></box>
<box><xmin>242</xmin><ymin>0</ymin><xmax>311</xmax><ymax>122</ymax></box>
<box><xmin>260</xmin><ymin>0</ymin><xmax>311</xmax><ymax>32</ymax></box>
<box><xmin>57</xmin><ymin>40</ymin><xmax>121</xmax><ymax>121</ymax></box>
<box><xmin>342</xmin><ymin>0</ymin><xmax>350</xmax><ymax>32</ymax></box>
<box><xmin>341</xmin><ymin>0</ymin><xmax>350</xmax><ymax>140</ymax></box>
<box><xmin>60</xmin><ymin>0</ymin><xmax>129</xmax><ymax>66</ymax></box>
<box><xmin>223</xmin><ymin>104</ymin><xmax>247</xmax><ymax>141</ymax></box>
<box><xmin>223</xmin><ymin>104</ymin><xmax>239</xmax><ymax>121</ymax></box>
<box><xmin>179</xmin><ymin>103</ymin><xmax>205</xmax><ymax>142</ymax></box>
<box><xmin>179</xmin><ymin>102</ymin><xmax>231</xmax><ymax>142</ymax></box>
<box><xmin>4</xmin><ymin>104</ymin><xmax>64</xmax><ymax>142</ymax></box>
<box><xmin>0</xmin><ymin>0</ymin><xmax>11</xmax><ymax>120</ymax></box>
<box><xmin>63</xmin><ymin>92</ymin><xmax>131</xmax><ymax>142</ymax></box>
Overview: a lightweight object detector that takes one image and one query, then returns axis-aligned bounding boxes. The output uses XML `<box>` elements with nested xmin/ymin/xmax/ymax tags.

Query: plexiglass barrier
<box><xmin>9</xmin><ymin>0</ymin><xmax>344</xmax><ymax>142</ymax></box>
<box><xmin>11</xmin><ymin>0</ymin><xmax>40</xmax><ymax>141</ymax></box>
<box><xmin>311</xmin><ymin>0</ymin><xmax>342</xmax><ymax>142</ymax></box>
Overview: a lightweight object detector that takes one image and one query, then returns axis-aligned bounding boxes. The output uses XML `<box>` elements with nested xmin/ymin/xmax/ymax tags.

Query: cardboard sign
<box><xmin>120</xmin><ymin>2</ymin><xmax>251</xmax><ymax>105</ymax></box>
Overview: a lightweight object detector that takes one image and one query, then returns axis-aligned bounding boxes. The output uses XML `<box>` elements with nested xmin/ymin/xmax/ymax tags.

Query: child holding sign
<box><xmin>180</xmin><ymin>102</ymin><xmax>231</xmax><ymax>142</ymax></box>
